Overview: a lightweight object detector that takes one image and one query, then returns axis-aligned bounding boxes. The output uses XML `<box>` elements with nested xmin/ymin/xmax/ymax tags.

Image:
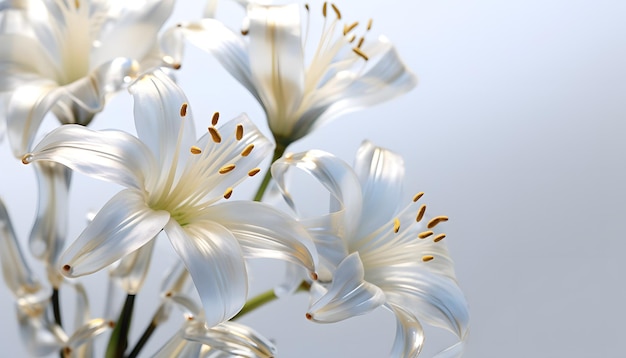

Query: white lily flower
<box><xmin>179</xmin><ymin>2</ymin><xmax>417</xmax><ymax>148</ymax></box>
<box><xmin>22</xmin><ymin>70</ymin><xmax>317</xmax><ymax>328</ymax></box>
<box><xmin>0</xmin><ymin>0</ymin><xmax>182</xmax><ymax>156</ymax></box>
<box><xmin>271</xmin><ymin>141</ymin><xmax>469</xmax><ymax>357</ymax></box>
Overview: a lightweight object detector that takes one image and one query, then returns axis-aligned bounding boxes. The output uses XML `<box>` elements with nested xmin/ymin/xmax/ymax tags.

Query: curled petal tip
<box><xmin>310</xmin><ymin>272</ymin><xmax>318</xmax><ymax>281</ymax></box>
<box><xmin>61</xmin><ymin>264</ymin><xmax>72</xmax><ymax>275</ymax></box>
<box><xmin>305</xmin><ymin>312</ymin><xmax>313</xmax><ymax>320</ymax></box>
<box><xmin>21</xmin><ymin>154</ymin><xmax>33</xmax><ymax>164</ymax></box>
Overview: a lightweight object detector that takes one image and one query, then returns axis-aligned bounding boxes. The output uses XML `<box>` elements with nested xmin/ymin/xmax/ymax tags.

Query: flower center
<box><xmin>53</xmin><ymin>0</ymin><xmax>93</xmax><ymax>84</ymax></box>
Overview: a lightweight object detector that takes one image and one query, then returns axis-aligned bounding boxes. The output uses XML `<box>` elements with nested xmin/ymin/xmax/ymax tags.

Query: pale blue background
<box><xmin>1</xmin><ymin>0</ymin><xmax>625</xmax><ymax>356</ymax></box>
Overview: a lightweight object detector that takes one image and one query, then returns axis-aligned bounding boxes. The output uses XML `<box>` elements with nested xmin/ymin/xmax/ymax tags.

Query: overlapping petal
<box><xmin>59</xmin><ymin>189</ymin><xmax>170</xmax><ymax>277</ymax></box>
<box><xmin>184</xmin><ymin>321</ymin><xmax>277</xmax><ymax>358</ymax></box>
<box><xmin>387</xmin><ymin>303</ymin><xmax>425</xmax><ymax>358</ymax></box>
<box><xmin>165</xmin><ymin>218</ymin><xmax>247</xmax><ymax>328</ymax></box>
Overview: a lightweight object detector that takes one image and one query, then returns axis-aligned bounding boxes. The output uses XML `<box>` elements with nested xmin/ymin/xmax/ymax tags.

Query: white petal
<box><xmin>28</xmin><ymin>162</ymin><xmax>70</xmax><ymax>271</ymax></box>
<box><xmin>90</xmin><ymin>0</ymin><xmax>175</xmax><ymax>68</ymax></box>
<box><xmin>59</xmin><ymin>189</ymin><xmax>169</xmax><ymax>277</ymax></box>
<box><xmin>300</xmin><ymin>36</ymin><xmax>417</xmax><ymax>133</ymax></box>
<box><xmin>387</xmin><ymin>303</ymin><xmax>425</xmax><ymax>358</ymax></box>
<box><xmin>152</xmin><ymin>331</ymin><xmax>202</xmax><ymax>358</ymax></box>
<box><xmin>164</xmin><ymin>218</ymin><xmax>247</xmax><ymax>328</ymax></box>
<box><xmin>6</xmin><ymin>80</ymin><xmax>63</xmax><ymax>157</ymax></box>
<box><xmin>16</xmin><ymin>298</ymin><xmax>66</xmax><ymax>356</ymax></box>
<box><xmin>0</xmin><ymin>33</ymin><xmax>61</xmax><ymax>84</ymax></box>
<box><xmin>180</xmin><ymin>19</ymin><xmax>261</xmax><ymax>104</ymax></box>
<box><xmin>353</xmin><ymin>140</ymin><xmax>405</xmax><ymax>239</ymax></box>
<box><xmin>272</xmin><ymin>149</ymin><xmax>363</xmax><ymax>240</ymax></box>
<box><xmin>129</xmin><ymin>70</ymin><xmax>196</xmax><ymax>178</ymax></box>
<box><xmin>109</xmin><ymin>239</ymin><xmax>156</xmax><ymax>294</ymax></box>
<box><xmin>0</xmin><ymin>197</ymin><xmax>42</xmax><ymax>298</ymax></box>
<box><xmin>307</xmin><ymin>252</ymin><xmax>385</xmax><ymax>323</ymax></box>
<box><xmin>26</xmin><ymin>124</ymin><xmax>156</xmax><ymax>191</ymax></box>
<box><xmin>202</xmin><ymin>201</ymin><xmax>317</xmax><ymax>274</ymax></box>
<box><xmin>183</xmin><ymin>321</ymin><xmax>277</xmax><ymax>358</ymax></box>
<box><xmin>66</xmin><ymin>318</ymin><xmax>113</xmax><ymax>351</ymax></box>
<box><xmin>247</xmin><ymin>4</ymin><xmax>305</xmax><ymax>133</ymax></box>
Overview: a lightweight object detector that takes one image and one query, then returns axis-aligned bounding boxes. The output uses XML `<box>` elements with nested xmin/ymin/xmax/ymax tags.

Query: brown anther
<box><xmin>223</xmin><ymin>187</ymin><xmax>233</xmax><ymax>199</ymax></box>
<box><xmin>176</xmin><ymin>23</ymin><xmax>182</xmax><ymax>28</ymax></box>
<box><xmin>211</xmin><ymin>112</ymin><xmax>220</xmax><ymax>126</ymax></box>
<box><xmin>186</xmin><ymin>315</ymin><xmax>194</xmax><ymax>321</ymax></box>
<box><xmin>305</xmin><ymin>3</ymin><xmax>309</xmax><ymax>11</ymax></box>
<box><xmin>331</xmin><ymin>3</ymin><xmax>341</xmax><ymax>19</ymax></box>
<box><xmin>180</xmin><ymin>103</ymin><xmax>188</xmax><ymax>117</ymax></box>
<box><xmin>190</xmin><ymin>146</ymin><xmax>202</xmax><ymax>155</ymax></box>
<box><xmin>305</xmin><ymin>313</ymin><xmax>313</xmax><ymax>320</ymax></box>
<box><xmin>322</xmin><ymin>2</ymin><xmax>327</xmax><ymax>17</ymax></box>
<box><xmin>416</xmin><ymin>204</ymin><xmax>426</xmax><ymax>222</ymax></box>
<box><xmin>418</xmin><ymin>230</ymin><xmax>434</xmax><ymax>239</ymax></box>
<box><xmin>108</xmin><ymin>320</ymin><xmax>115</xmax><ymax>328</ymax></box>
<box><xmin>310</xmin><ymin>272</ymin><xmax>318</xmax><ymax>281</ymax></box>
<box><xmin>208</xmin><ymin>126</ymin><xmax>222</xmax><ymax>143</ymax></box>
<box><xmin>165</xmin><ymin>291</ymin><xmax>173</xmax><ymax>297</ymax></box>
<box><xmin>367</xmin><ymin>18</ymin><xmax>373</xmax><ymax>30</ymax></box>
<box><xmin>357</xmin><ymin>37</ymin><xmax>365</xmax><ymax>49</ymax></box>
<box><xmin>63</xmin><ymin>347</ymin><xmax>72</xmax><ymax>357</ymax></box>
<box><xmin>433</xmin><ymin>233</ymin><xmax>446</xmax><ymax>243</ymax></box>
<box><xmin>74</xmin><ymin>0</ymin><xmax>79</xmax><ymax>9</ymax></box>
<box><xmin>352</xmin><ymin>47</ymin><xmax>369</xmax><ymax>61</ymax></box>
<box><xmin>236</xmin><ymin>124</ymin><xmax>244</xmax><ymax>140</ymax></box>
<box><xmin>393</xmin><ymin>218</ymin><xmax>401</xmax><ymax>233</ymax></box>
<box><xmin>62</xmin><ymin>264</ymin><xmax>71</xmax><ymax>272</ymax></box>
<box><xmin>241</xmin><ymin>144</ymin><xmax>254</xmax><ymax>157</ymax></box>
<box><xmin>422</xmin><ymin>255</ymin><xmax>434</xmax><ymax>262</ymax></box>
<box><xmin>427</xmin><ymin>216</ymin><xmax>449</xmax><ymax>229</ymax></box>
<box><xmin>248</xmin><ymin>168</ymin><xmax>261</xmax><ymax>177</ymax></box>
<box><xmin>241</xmin><ymin>29</ymin><xmax>249</xmax><ymax>36</ymax></box>
<box><xmin>343</xmin><ymin>21</ymin><xmax>358</xmax><ymax>35</ymax></box>
<box><xmin>413</xmin><ymin>192</ymin><xmax>424</xmax><ymax>202</ymax></box>
<box><xmin>172</xmin><ymin>63</ymin><xmax>182</xmax><ymax>70</ymax></box>
<box><xmin>219</xmin><ymin>164</ymin><xmax>236</xmax><ymax>174</ymax></box>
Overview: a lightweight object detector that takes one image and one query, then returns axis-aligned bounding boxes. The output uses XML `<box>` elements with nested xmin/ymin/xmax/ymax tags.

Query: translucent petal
<box><xmin>160</xmin><ymin>261</ymin><xmax>192</xmax><ymax>297</ymax></box>
<box><xmin>353</xmin><ymin>140</ymin><xmax>405</xmax><ymax>239</ymax></box>
<box><xmin>109</xmin><ymin>238</ymin><xmax>156</xmax><ymax>294</ymax></box>
<box><xmin>0</xmin><ymin>33</ymin><xmax>60</xmax><ymax>87</ymax></box>
<box><xmin>180</xmin><ymin>19</ymin><xmax>261</xmax><ymax>104</ymax></box>
<box><xmin>300</xmin><ymin>36</ymin><xmax>417</xmax><ymax>134</ymax></box>
<box><xmin>201</xmin><ymin>201</ymin><xmax>317</xmax><ymax>274</ymax></box>
<box><xmin>387</xmin><ymin>303</ymin><xmax>425</xmax><ymax>358</ymax></box>
<box><xmin>16</xmin><ymin>297</ymin><xmax>66</xmax><ymax>356</ymax></box>
<box><xmin>90</xmin><ymin>0</ymin><xmax>175</xmax><ymax>69</ymax></box>
<box><xmin>129</xmin><ymin>70</ymin><xmax>196</xmax><ymax>175</ymax></box>
<box><xmin>29</xmin><ymin>162</ymin><xmax>70</xmax><ymax>274</ymax></box>
<box><xmin>27</xmin><ymin>124</ymin><xmax>156</xmax><ymax>191</ymax></box>
<box><xmin>307</xmin><ymin>252</ymin><xmax>385</xmax><ymax>323</ymax></box>
<box><xmin>66</xmin><ymin>318</ymin><xmax>113</xmax><ymax>350</ymax></box>
<box><xmin>272</xmin><ymin>149</ymin><xmax>363</xmax><ymax>240</ymax></box>
<box><xmin>6</xmin><ymin>80</ymin><xmax>63</xmax><ymax>157</ymax></box>
<box><xmin>152</xmin><ymin>330</ymin><xmax>202</xmax><ymax>358</ymax></box>
<box><xmin>246</xmin><ymin>4</ymin><xmax>305</xmax><ymax>132</ymax></box>
<box><xmin>164</xmin><ymin>218</ymin><xmax>247</xmax><ymax>328</ymax></box>
<box><xmin>159</xmin><ymin>26</ymin><xmax>185</xmax><ymax>69</ymax></box>
<box><xmin>0</xmin><ymin>197</ymin><xmax>42</xmax><ymax>298</ymax></box>
<box><xmin>184</xmin><ymin>321</ymin><xmax>277</xmax><ymax>358</ymax></box>
<box><xmin>59</xmin><ymin>189</ymin><xmax>169</xmax><ymax>277</ymax></box>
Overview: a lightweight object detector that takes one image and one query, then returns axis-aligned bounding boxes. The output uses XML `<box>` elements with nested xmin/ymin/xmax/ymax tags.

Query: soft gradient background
<box><xmin>1</xmin><ymin>0</ymin><xmax>625</xmax><ymax>356</ymax></box>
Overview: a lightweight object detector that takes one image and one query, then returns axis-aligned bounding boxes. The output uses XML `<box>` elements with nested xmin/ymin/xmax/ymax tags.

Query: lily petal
<box><xmin>109</xmin><ymin>238</ymin><xmax>156</xmax><ymax>294</ymax></box>
<box><xmin>387</xmin><ymin>303</ymin><xmax>425</xmax><ymax>358</ymax></box>
<box><xmin>152</xmin><ymin>330</ymin><xmax>202</xmax><ymax>358</ymax></box>
<box><xmin>26</xmin><ymin>124</ymin><xmax>156</xmax><ymax>191</ymax></box>
<box><xmin>246</xmin><ymin>4</ymin><xmax>305</xmax><ymax>131</ymax></box>
<box><xmin>59</xmin><ymin>189</ymin><xmax>169</xmax><ymax>277</ymax></box>
<box><xmin>307</xmin><ymin>252</ymin><xmax>385</xmax><ymax>323</ymax></box>
<box><xmin>66</xmin><ymin>318</ymin><xmax>113</xmax><ymax>351</ymax></box>
<box><xmin>202</xmin><ymin>201</ymin><xmax>317</xmax><ymax>274</ymax></box>
<box><xmin>0</xmin><ymin>33</ymin><xmax>60</xmax><ymax>84</ymax></box>
<box><xmin>164</xmin><ymin>218</ymin><xmax>247</xmax><ymax>328</ymax></box>
<box><xmin>353</xmin><ymin>140</ymin><xmax>405</xmax><ymax>239</ymax></box>
<box><xmin>184</xmin><ymin>321</ymin><xmax>277</xmax><ymax>358</ymax></box>
<box><xmin>16</xmin><ymin>297</ymin><xmax>66</xmax><ymax>356</ymax></box>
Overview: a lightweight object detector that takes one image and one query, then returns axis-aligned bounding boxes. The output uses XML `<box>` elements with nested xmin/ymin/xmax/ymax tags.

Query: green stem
<box><xmin>253</xmin><ymin>143</ymin><xmax>287</xmax><ymax>202</ymax></box>
<box><xmin>106</xmin><ymin>294</ymin><xmax>136</xmax><ymax>358</ymax></box>
<box><xmin>51</xmin><ymin>288</ymin><xmax>63</xmax><ymax>328</ymax></box>
<box><xmin>233</xmin><ymin>281</ymin><xmax>310</xmax><ymax>320</ymax></box>
<box><xmin>126</xmin><ymin>318</ymin><xmax>157</xmax><ymax>358</ymax></box>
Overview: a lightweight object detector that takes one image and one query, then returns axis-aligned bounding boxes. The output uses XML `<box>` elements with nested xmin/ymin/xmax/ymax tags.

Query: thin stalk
<box><xmin>126</xmin><ymin>319</ymin><xmax>157</xmax><ymax>358</ymax></box>
<box><xmin>105</xmin><ymin>294</ymin><xmax>136</xmax><ymax>358</ymax></box>
<box><xmin>253</xmin><ymin>143</ymin><xmax>287</xmax><ymax>202</ymax></box>
<box><xmin>233</xmin><ymin>280</ymin><xmax>310</xmax><ymax>320</ymax></box>
<box><xmin>51</xmin><ymin>288</ymin><xmax>63</xmax><ymax>328</ymax></box>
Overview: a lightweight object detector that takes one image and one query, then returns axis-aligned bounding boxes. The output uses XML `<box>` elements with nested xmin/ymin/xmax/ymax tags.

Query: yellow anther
<box><xmin>367</xmin><ymin>18</ymin><xmax>373</xmax><ymax>30</ymax></box>
<box><xmin>416</xmin><ymin>204</ymin><xmax>426</xmax><ymax>222</ymax></box>
<box><xmin>393</xmin><ymin>218</ymin><xmax>401</xmax><ymax>233</ymax></box>
<box><xmin>190</xmin><ymin>146</ymin><xmax>202</xmax><ymax>154</ymax></box>
<box><xmin>180</xmin><ymin>103</ymin><xmax>188</xmax><ymax>117</ymax></box>
<box><xmin>331</xmin><ymin>3</ymin><xmax>341</xmax><ymax>19</ymax></box>
<box><xmin>343</xmin><ymin>21</ymin><xmax>358</xmax><ymax>35</ymax></box>
<box><xmin>236</xmin><ymin>124</ymin><xmax>244</xmax><ymax>140</ymax></box>
<box><xmin>21</xmin><ymin>154</ymin><xmax>33</xmax><ymax>165</ymax></box>
<box><xmin>172</xmin><ymin>63</ymin><xmax>181</xmax><ymax>70</ymax></box>
<box><xmin>348</xmin><ymin>34</ymin><xmax>356</xmax><ymax>43</ymax></box>
<box><xmin>322</xmin><ymin>2</ymin><xmax>327</xmax><ymax>17</ymax></box>
<box><xmin>418</xmin><ymin>230</ymin><xmax>433</xmax><ymax>239</ymax></box>
<box><xmin>74</xmin><ymin>0</ymin><xmax>80</xmax><ymax>9</ymax></box>
<box><xmin>223</xmin><ymin>187</ymin><xmax>233</xmax><ymax>199</ymax></box>
<box><xmin>248</xmin><ymin>168</ymin><xmax>261</xmax><ymax>177</ymax></box>
<box><xmin>219</xmin><ymin>164</ymin><xmax>236</xmax><ymax>174</ymax></box>
<box><xmin>433</xmin><ymin>233</ymin><xmax>446</xmax><ymax>243</ymax></box>
<box><xmin>208</xmin><ymin>126</ymin><xmax>222</xmax><ymax>143</ymax></box>
<box><xmin>352</xmin><ymin>47</ymin><xmax>369</xmax><ymax>61</ymax></box>
<box><xmin>422</xmin><ymin>255</ymin><xmax>434</xmax><ymax>262</ymax></box>
<box><xmin>427</xmin><ymin>216</ymin><xmax>449</xmax><ymax>229</ymax></box>
<box><xmin>241</xmin><ymin>144</ymin><xmax>254</xmax><ymax>157</ymax></box>
<box><xmin>211</xmin><ymin>112</ymin><xmax>220</xmax><ymax>126</ymax></box>
<box><xmin>413</xmin><ymin>192</ymin><xmax>424</xmax><ymax>202</ymax></box>
<box><xmin>357</xmin><ymin>37</ymin><xmax>365</xmax><ymax>49</ymax></box>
